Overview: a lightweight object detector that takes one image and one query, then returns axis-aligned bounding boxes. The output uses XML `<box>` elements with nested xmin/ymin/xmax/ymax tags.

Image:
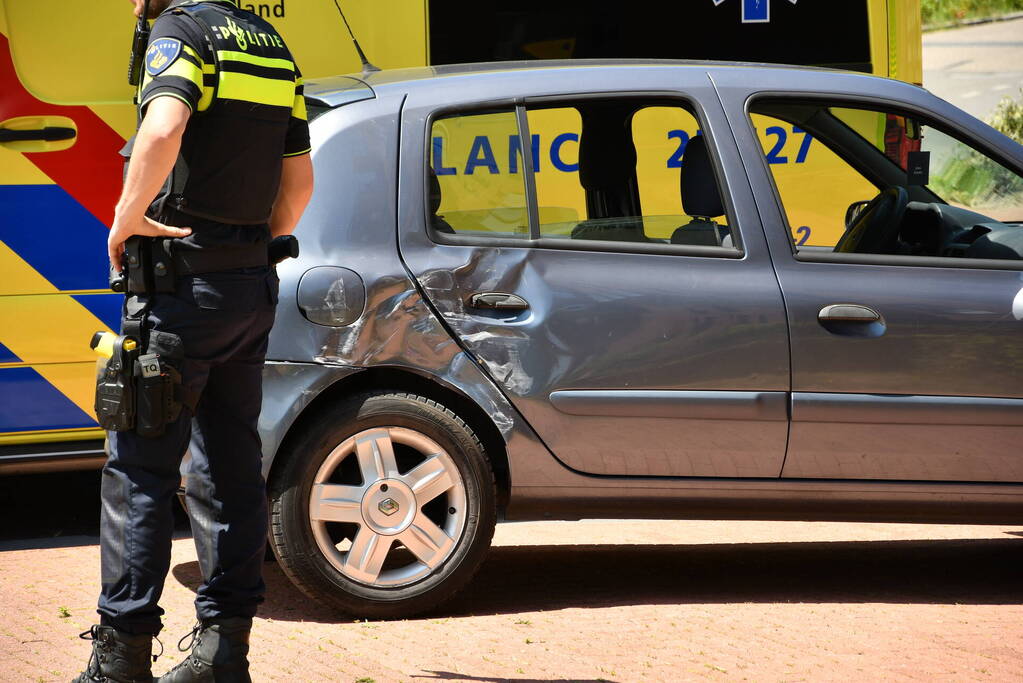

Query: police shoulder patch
<box><xmin>146</xmin><ymin>38</ymin><xmax>183</xmax><ymax>77</ymax></box>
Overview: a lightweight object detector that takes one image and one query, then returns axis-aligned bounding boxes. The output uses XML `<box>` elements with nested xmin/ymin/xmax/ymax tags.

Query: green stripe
<box><xmin>140</xmin><ymin>91</ymin><xmax>195</xmax><ymax>113</ymax></box>
<box><xmin>216</xmin><ymin>50</ymin><xmax>295</xmax><ymax>72</ymax></box>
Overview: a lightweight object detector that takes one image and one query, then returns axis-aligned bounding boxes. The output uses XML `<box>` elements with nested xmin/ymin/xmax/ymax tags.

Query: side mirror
<box><xmin>845</xmin><ymin>200</ymin><xmax>871</xmax><ymax>230</ymax></box>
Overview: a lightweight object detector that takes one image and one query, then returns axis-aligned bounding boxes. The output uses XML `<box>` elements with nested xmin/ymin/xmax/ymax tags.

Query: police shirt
<box><xmin>138</xmin><ymin>0</ymin><xmax>310</xmax><ymax>224</ymax></box>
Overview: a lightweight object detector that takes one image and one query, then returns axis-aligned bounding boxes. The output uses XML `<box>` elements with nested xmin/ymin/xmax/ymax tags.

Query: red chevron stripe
<box><xmin>0</xmin><ymin>34</ymin><xmax>126</xmax><ymax>228</ymax></box>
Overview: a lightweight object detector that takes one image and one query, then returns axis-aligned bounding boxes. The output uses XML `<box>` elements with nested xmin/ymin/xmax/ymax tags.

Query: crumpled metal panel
<box><xmin>394</xmin><ymin>67</ymin><xmax>792</xmax><ymax>480</ymax></box>
<box><xmin>258</xmin><ymin>92</ymin><xmax>552</xmax><ymax>487</ymax></box>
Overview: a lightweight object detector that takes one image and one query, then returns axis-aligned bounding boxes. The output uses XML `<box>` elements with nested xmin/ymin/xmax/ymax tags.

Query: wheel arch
<box><xmin>266</xmin><ymin>365</ymin><xmax>511</xmax><ymax>514</ymax></box>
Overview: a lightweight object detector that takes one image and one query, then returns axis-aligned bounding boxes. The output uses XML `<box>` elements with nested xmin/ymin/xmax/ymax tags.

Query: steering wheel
<box><xmin>834</xmin><ymin>186</ymin><xmax>909</xmax><ymax>254</ymax></box>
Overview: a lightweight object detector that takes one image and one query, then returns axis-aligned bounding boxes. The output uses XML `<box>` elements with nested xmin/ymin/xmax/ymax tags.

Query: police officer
<box><xmin>75</xmin><ymin>0</ymin><xmax>313</xmax><ymax>681</ymax></box>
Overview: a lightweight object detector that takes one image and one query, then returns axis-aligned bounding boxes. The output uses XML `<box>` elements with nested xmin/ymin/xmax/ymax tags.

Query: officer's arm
<box><xmin>108</xmin><ymin>97</ymin><xmax>193</xmax><ymax>270</ymax></box>
<box><xmin>269</xmin><ymin>154</ymin><xmax>314</xmax><ymax>238</ymax></box>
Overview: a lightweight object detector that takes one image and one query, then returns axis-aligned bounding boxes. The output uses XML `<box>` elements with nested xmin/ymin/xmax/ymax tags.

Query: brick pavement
<box><xmin>1</xmin><ymin>520</ymin><xmax>1021</xmax><ymax>682</ymax></box>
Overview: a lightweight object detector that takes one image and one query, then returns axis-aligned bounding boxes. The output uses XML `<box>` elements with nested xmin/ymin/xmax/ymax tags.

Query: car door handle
<box><xmin>468</xmin><ymin>292</ymin><xmax>530</xmax><ymax>311</ymax></box>
<box><xmin>818</xmin><ymin>304</ymin><xmax>881</xmax><ymax>322</ymax></box>
<box><xmin>0</xmin><ymin>126</ymin><xmax>76</xmax><ymax>143</ymax></box>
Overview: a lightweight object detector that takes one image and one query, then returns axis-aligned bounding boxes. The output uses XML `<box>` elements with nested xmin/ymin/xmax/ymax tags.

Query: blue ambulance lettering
<box><xmin>464</xmin><ymin>136</ymin><xmax>499</xmax><ymax>175</ymax></box>
<box><xmin>430</xmin><ymin>125</ymin><xmax>813</xmax><ymax>175</ymax></box>
<box><xmin>549</xmin><ymin>133</ymin><xmax>579</xmax><ymax>172</ymax></box>
<box><xmin>508</xmin><ymin>134</ymin><xmax>540</xmax><ymax>174</ymax></box>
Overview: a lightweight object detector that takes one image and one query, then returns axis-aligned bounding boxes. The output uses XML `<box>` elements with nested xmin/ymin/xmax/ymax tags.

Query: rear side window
<box><xmin>429</xmin><ymin>111</ymin><xmax>529</xmax><ymax>239</ymax></box>
<box><xmin>427</xmin><ymin>98</ymin><xmax>737</xmax><ymax>254</ymax></box>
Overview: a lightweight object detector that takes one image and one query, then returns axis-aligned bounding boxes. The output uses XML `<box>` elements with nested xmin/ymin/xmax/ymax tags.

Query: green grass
<box><xmin>922</xmin><ymin>0</ymin><xmax>1023</xmax><ymax>26</ymax></box>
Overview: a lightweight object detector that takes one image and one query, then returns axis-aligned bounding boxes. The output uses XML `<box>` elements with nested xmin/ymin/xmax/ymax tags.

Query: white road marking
<box><xmin>961</xmin><ymin>90</ymin><xmax>980</xmax><ymax>98</ymax></box>
<box><xmin>992</xmin><ymin>84</ymin><xmax>1011</xmax><ymax>91</ymax></box>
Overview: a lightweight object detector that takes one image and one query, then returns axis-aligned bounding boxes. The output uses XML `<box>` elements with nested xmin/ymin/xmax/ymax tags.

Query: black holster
<box><xmin>94</xmin><ymin>321</ymin><xmax>196</xmax><ymax>438</ymax></box>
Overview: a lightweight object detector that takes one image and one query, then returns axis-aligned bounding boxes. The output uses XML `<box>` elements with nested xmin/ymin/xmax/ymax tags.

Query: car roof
<box><xmin>303</xmin><ymin>58</ymin><xmax>891</xmax><ymax>108</ymax></box>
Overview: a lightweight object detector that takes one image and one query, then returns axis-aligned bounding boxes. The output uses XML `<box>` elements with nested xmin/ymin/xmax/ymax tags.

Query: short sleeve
<box><xmin>138</xmin><ymin>14</ymin><xmax>210</xmax><ymax>114</ymax></box>
<box><xmin>283</xmin><ymin>67</ymin><xmax>311</xmax><ymax>157</ymax></box>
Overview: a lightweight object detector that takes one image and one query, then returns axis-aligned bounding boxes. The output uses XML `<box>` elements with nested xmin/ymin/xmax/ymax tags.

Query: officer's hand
<box><xmin>108</xmin><ymin>216</ymin><xmax>192</xmax><ymax>273</ymax></box>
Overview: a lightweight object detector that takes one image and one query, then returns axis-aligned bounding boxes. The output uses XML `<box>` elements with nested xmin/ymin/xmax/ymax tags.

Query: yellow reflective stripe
<box><xmin>198</xmin><ymin>86</ymin><xmax>215</xmax><ymax>112</ymax></box>
<box><xmin>183</xmin><ymin>45</ymin><xmax>216</xmax><ymax>75</ymax></box>
<box><xmin>186</xmin><ymin>46</ymin><xmax>216</xmax><ymax>112</ymax></box>
<box><xmin>216</xmin><ymin>50</ymin><xmax>295</xmax><ymax>71</ymax></box>
<box><xmin>139</xmin><ymin>46</ymin><xmax>206</xmax><ymax>89</ymax></box>
<box><xmin>218</xmin><ymin>72</ymin><xmax>294</xmax><ymax>107</ymax></box>
<box><xmin>163</xmin><ymin>58</ymin><xmax>203</xmax><ymax>89</ymax></box>
<box><xmin>283</xmin><ymin>148</ymin><xmax>311</xmax><ymax>158</ymax></box>
<box><xmin>291</xmin><ymin>91</ymin><xmax>307</xmax><ymax>121</ymax></box>
<box><xmin>0</xmin><ymin>428</ymin><xmax>104</xmax><ymax>446</ymax></box>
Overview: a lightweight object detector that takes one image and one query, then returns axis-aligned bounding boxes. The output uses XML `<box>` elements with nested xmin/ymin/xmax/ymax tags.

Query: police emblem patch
<box><xmin>145</xmin><ymin>38</ymin><xmax>183</xmax><ymax>77</ymax></box>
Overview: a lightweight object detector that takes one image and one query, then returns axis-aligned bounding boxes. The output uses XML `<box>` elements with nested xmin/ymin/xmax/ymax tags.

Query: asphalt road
<box><xmin>923</xmin><ymin>16</ymin><xmax>1023</xmax><ymax>121</ymax></box>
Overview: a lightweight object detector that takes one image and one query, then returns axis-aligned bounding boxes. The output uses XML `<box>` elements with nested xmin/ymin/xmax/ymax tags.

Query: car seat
<box><xmin>570</xmin><ymin>109</ymin><xmax>649</xmax><ymax>243</ymax></box>
<box><xmin>671</xmin><ymin>135</ymin><xmax>731</xmax><ymax>247</ymax></box>
<box><xmin>428</xmin><ymin>168</ymin><xmax>456</xmax><ymax>234</ymax></box>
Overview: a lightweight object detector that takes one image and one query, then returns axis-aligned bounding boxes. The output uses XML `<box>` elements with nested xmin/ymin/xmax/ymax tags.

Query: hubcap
<box><xmin>309</xmin><ymin>427</ymin><xmax>467</xmax><ymax>587</ymax></box>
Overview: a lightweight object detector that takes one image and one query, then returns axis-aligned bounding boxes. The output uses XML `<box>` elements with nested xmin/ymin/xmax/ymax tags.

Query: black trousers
<box><xmin>97</xmin><ymin>255</ymin><xmax>278</xmax><ymax>635</ymax></box>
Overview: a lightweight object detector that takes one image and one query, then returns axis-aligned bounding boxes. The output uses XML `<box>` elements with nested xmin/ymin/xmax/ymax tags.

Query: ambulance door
<box><xmin>0</xmin><ymin>3</ymin><xmax>129</xmax><ymax>445</ymax></box>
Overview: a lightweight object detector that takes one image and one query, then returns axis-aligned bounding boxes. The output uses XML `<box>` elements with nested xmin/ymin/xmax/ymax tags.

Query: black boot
<box><xmin>73</xmin><ymin>625</ymin><xmax>154</xmax><ymax>683</ymax></box>
<box><xmin>158</xmin><ymin>617</ymin><xmax>252</xmax><ymax>683</ymax></box>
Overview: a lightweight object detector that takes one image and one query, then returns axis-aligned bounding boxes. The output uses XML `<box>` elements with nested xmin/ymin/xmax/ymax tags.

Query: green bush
<box><xmin>922</xmin><ymin>0</ymin><xmax>1023</xmax><ymax>25</ymax></box>
<box><xmin>987</xmin><ymin>89</ymin><xmax>1023</xmax><ymax>144</ymax></box>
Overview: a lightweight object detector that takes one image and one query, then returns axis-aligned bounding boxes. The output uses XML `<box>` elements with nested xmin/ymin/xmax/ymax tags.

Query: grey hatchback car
<box><xmin>255</xmin><ymin>60</ymin><xmax>1023</xmax><ymax>618</ymax></box>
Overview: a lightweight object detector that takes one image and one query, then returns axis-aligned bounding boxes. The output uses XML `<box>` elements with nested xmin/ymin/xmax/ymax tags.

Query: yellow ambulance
<box><xmin>0</xmin><ymin>0</ymin><xmax>921</xmax><ymax>468</ymax></box>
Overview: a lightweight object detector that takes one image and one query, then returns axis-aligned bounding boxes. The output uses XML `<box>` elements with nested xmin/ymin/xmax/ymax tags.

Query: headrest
<box><xmin>578</xmin><ymin>118</ymin><xmax>637</xmax><ymax>190</ymax></box>
<box><xmin>681</xmin><ymin>135</ymin><xmax>725</xmax><ymax>218</ymax></box>
<box><xmin>428</xmin><ymin>167</ymin><xmax>442</xmax><ymax>214</ymax></box>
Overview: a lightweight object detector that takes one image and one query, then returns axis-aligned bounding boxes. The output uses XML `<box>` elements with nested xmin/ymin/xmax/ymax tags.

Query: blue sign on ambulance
<box><xmin>714</xmin><ymin>0</ymin><xmax>797</xmax><ymax>24</ymax></box>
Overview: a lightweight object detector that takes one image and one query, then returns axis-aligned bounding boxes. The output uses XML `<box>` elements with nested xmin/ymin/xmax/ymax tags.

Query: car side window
<box><xmin>427</xmin><ymin>99</ymin><xmax>738</xmax><ymax>254</ymax></box>
<box><xmin>429</xmin><ymin>110</ymin><xmax>530</xmax><ymax>239</ymax></box>
<box><xmin>751</xmin><ymin>100</ymin><xmax>1023</xmax><ymax>263</ymax></box>
<box><xmin>750</xmin><ymin>113</ymin><xmax>878</xmax><ymax>249</ymax></box>
<box><xmin>830</xmin><ymin>106</ymin><xmax>1023</xmax><ymax>224</ymax></box>
<box><xmin>529</xmin><ymin>102</ymin><xmax>735</xmax><ymax>248</ymax></box>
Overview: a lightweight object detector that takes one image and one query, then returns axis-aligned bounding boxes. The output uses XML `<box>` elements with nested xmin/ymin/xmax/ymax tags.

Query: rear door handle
<box><xmin>818</xmin><ymin>304</ymin><xmax>881</xmax><ymax>322</ymax></box>
<box><xmin>0</xmin><ymin>126</ymin><xmax>76</xmax><ymax>143</ymax></box>
<box><xmin>468</xmin><ymin>292</ymin><xmax>529</xmax><ymax>311</ymax></box>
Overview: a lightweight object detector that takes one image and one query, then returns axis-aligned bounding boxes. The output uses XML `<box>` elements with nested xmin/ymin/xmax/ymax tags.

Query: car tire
<box><xmin>269</xmin><ymin>391</ymin><xmax>496</xmax><ymax>619</ymax></box>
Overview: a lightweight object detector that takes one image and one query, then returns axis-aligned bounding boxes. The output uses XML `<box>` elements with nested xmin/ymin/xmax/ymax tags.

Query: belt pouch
<box><xmin>134</xmin><ymin>330</ymin><xmax>185</xmax><ymax>438</ymax></box>
<box><xmin>123</xmin><ymin>237</ymin><xmax>178</xmax><ymax>295</ymax></box>
<box><xmin>124</xmin><ymin>238</ymin><xmax>148</xmax><ymax>294</ymax></box>
<box><xmin>150</xmin><ymin>239</ymin><xmax>177</xmax><ymax>293</ymax></box>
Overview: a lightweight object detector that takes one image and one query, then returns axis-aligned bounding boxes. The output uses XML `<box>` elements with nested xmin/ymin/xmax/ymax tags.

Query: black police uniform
<box><xmin>97</xmin><ymin>0</ymin><xmax>310</xmax><ymax>636</ymax></box>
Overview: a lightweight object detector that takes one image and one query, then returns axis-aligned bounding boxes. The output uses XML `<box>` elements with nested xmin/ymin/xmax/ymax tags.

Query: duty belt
<box><xmin>115</xmin><ymin>236</ymin><xmax>269</xmax><ymax>295</ymax></box>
